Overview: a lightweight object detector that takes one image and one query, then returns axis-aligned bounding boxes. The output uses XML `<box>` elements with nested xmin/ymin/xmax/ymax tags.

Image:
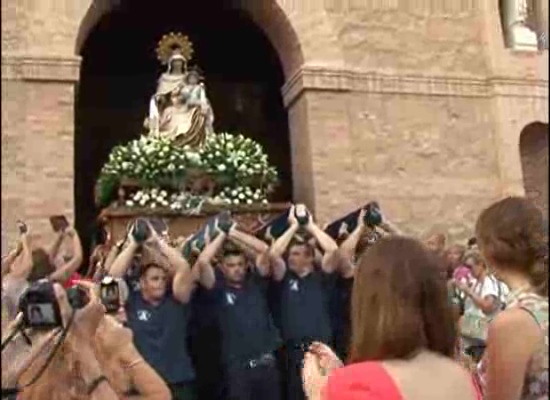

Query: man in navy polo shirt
<box><xmin>195</xmin><ymin>219</ymin><xmax>282</xmax><ymax>400</ymax></box>
<box><xmin>109</xmin><ymin>221</ymin><xmax>197</xmax><ymax>400</ymax></box>
<box><xmin>269</xmin><ymin>204</ymin><xmax>339</xmax><ymax>400</ymax></box>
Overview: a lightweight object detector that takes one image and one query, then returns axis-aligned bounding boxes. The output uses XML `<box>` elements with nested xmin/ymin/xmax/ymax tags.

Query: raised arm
<box><xmin>125</xmin><ymin>357</ymin><xmax>171</xmax><ymax>400</ymax></box>
<box><xmin>228</xmin><ymin>226</ymin><xmax>271</xmax><ymax>277</ymax></box>
<box><xmin>108</xmin><ymin>236</ymin><xmax>139</xmax><ymax>279</ymax></box>
<box><xmin>304</xmin><ymin>213</ymin><xmax>339</xmax><ymax>274</ymax></box>
<box><xmin>98</xmin><ymin>316</ymin><xmax>171</xmax><ymax>400</ymax></box>
<box><xmin>1</xmin><ymin>243</ymin><xmax>22</xmax><ymax>279</ymax></box>
<box><xmin>338</xmin><ymin>209</ymin><xmax>367</xmax><ymax>278</ymax></box>
<box><xmin>91</xmin><ymin>242</ymin><xmax>122</xmax><ymax>281</ymax></box>
<box><xmin>7</xmin><ymin>232</ymin><xmax>33</xmax><ymax>281</ymax></box>
<box><xmin>269</xmin><ymin>206</ymin><xmax>299</xmax><ymax>281</ymax></box>
<box><xmin>45</xmin><ymin>231</ymin><xmax>65</xmax><ymax>266</ymax></box>
<box><xmin>146</xmin><ymin>222</ymin><xmax>184</xmax><ymax>278</ymax></box>
<box><xmin>171</xmin><ymin>254</ymin><xmax>195</xmax><ymax>304</ymax></box>
<box><xmin>49</xmin><ymin>228</ymin><xmax>83</xmax><ymax>283</ymax></box>
<box><xmin>378</xmin><ymin>211</ymin><xmax>403</xmax><ymax>236</ymax></box>
<box><xmin>195</xmin><ymin>230</ymin><xmax>226</xmax><ymax>290</ymax></box>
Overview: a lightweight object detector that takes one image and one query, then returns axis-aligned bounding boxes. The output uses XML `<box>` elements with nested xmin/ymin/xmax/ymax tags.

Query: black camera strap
<box><xmin>1</xmin><ymin>310</ymin><xmax>75</xmax><ymax>396</ymax></box>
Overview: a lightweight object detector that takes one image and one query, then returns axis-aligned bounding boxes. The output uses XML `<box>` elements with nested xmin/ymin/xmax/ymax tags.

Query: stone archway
<box><xmin>73</xmin><ymin>0</ymin><xmax>308</xmax><ymax>249</ymax></box>
<box><xmin>520</xmin><ymin>122</ymin><xmax>549</xmax><ymax>216</ymax></box>
<box><xmin>75</xmin><ymin>0</ymin><xmax>304</xmax><ymax>79</ymax></box>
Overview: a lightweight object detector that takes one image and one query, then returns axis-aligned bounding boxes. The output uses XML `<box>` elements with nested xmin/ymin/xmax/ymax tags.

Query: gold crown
<box><xmin>156</xmin><ymin>32</ymin><xmax>194</xmax><ymax>65</ymax></box>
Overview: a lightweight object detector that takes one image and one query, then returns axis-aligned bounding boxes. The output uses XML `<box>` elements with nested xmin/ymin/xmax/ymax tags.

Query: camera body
<box><xmin>18</xmin><ymin>279</ymin><xmax>63</xmax><ymax>329</ymax></box>
<box><xmin>100</xmin><ymin>276</ymin><xmax>121</xmax><ymax>313</ymax></box>
<box><xmin>364</xmin><ymin>202</ymin><xmax>382</xmax><ymax>227</ymax></box>
<box><xmin>66</xmin><ymin>286</ymin><xmax>88</xmax><ymax>310</ymax></box>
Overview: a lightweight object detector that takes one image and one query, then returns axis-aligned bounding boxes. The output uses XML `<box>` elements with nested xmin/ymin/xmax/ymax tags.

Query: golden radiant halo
<box><xmin>156</xmin><ymin>32</ymin><xmax>194</xmax><ymax>65</ymax></box>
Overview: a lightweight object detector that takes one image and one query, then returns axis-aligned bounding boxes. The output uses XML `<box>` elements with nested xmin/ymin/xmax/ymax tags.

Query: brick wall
<box><xmin>1</xmin><ymin>79</ymin><xmax>76</xmax><ymax>249</ymax></box>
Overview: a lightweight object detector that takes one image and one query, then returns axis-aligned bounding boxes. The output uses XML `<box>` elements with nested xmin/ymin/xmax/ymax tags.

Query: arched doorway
<box><xmin>75</xmin><ymin>0</ymin><xmax>295</xmax><ymax>249</ymax></box>
<box><xmin>519</xmin><ymin>122</ymin><xmax>549</xmax><ymax>217</ymax></box>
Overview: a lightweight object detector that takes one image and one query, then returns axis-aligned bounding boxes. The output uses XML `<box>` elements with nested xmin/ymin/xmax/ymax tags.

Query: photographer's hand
<box><xmin>308</xmin><ymin>342</ymin><xmax>344</xmax><ymax>372</ymax></box>
<box><xmin>287</xmin><ymin>204</ymin><xmax>299</xmax><ymax>227</ymax></box>
<box><xmin>57</xmin><ymin>283</ymin><xmax>120</xmax><ymax>398</ymax></box>
<box><xmin>302</xmin><ymin>351</ymin><xmax>328</xmax><ymax>400</ymax></box>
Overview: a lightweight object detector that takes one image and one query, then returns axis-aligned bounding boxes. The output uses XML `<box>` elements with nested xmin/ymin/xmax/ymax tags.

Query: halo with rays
<box><xmin>156</xmin><ymin>32</ymin><xmax>194</xmax><ymax>65</ymax></box>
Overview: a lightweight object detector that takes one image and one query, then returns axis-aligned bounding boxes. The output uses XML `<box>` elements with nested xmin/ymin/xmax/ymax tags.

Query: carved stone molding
<box><xmin>1</xmin><ymin>55</ymin><xmax>81</xmax><ymax>82</ymax></box>
<box><xmin>488</xmin><ymin>77</ymin><xmax>548</xmax><ymax>97</ymax></box>
<box><xmin>281</xmin><ymin>66</ymin><xmax>548</xmax><ymax>107</ymax></box>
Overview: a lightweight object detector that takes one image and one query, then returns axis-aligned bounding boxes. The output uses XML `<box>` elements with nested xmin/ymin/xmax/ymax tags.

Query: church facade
<box><xmin>2</xmin><ymin>0</ymin><xmax>548</xmax><ymax>247</ymax></box>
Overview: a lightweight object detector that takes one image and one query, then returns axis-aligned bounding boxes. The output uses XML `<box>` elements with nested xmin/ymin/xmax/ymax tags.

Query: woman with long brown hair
<box><xmin>302</xmin><ymin>236</ymin><xmax>481</xmax><ymax>400</ymax></box>
<box><xmin>475</xmin><ymin>197</ymin><xmax>548</xmax><ymax>400</ymax></box>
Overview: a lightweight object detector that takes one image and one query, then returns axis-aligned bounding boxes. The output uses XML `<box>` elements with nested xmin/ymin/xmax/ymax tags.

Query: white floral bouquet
<box><xmin>96</xmin><ymin>133</ymin><xmax>278</xmax><ymax>210</ymax></box>
<box><xmin>125</xmin><ymin>188</ymin><xmax>170</xmax><ymax>209</ymax></box>
<box><xmin>199</xmin><ymin>132</ymin><xmax>277</xmax><ymax>193</ymax></box>
<box><xmin>214</xmin><ymin>186</ymin><xmax>269</xmax><ymax>206</ymax></box>
<box><xmin>101</xmin><ymin>136</ymin><xmax>190</xmax><ymax>183</ymax></box>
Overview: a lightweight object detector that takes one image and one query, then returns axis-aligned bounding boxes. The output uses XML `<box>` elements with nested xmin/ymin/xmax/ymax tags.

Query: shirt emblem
<box><xmin>289</xmin><ymin>279</ymin><xmax>299</xmax><ymax>292</ymax></box>
<box><xmin>137</xmin><ymin>310</ymin><xmax>151</xmax><ymax>321</ymax></box>
<box><xmin>226</xmin><ymin>292</ymin><xmax>237</xmax><ymax>305</ymax></box>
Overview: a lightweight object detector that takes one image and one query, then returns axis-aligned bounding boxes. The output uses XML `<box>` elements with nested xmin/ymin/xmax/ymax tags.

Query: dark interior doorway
<box><xmin>75</xmin><ymin>0</ymin><xmax>293</xmax><ymax>252</ymax></box>
<box><xmin>519</xmin><ymin>122</ymin><xmax>549</xmax><ymax>218</ymax></box>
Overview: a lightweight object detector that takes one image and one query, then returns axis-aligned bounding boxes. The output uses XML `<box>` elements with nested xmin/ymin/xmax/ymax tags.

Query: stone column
<box><xmin>1</xmin><ymin>55</ymin><xmax>80</xmax><ymax>248</ymax></box>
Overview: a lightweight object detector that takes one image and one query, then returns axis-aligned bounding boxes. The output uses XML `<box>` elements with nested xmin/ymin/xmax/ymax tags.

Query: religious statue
<box><xmin>500</xmin><ymin>0</ymin><xmax>545</xmax><ymax>49</ymax></box>
<box><xmin>144</xmin><ymin>33</ymin><xmax>215</xmax><ymax>147</ymax></box>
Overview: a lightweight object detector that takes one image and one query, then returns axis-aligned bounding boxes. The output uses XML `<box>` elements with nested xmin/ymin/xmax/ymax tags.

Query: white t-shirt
<box><xmin>464</xmin><ymin>275</ymin><xmax>509</xmax><ymax>320</ymax></box>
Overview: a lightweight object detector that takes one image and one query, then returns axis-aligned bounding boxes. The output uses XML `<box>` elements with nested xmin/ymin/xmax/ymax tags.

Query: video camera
<box><xmin>66</xmin><ymin>276</ymin><xmax>127</xmax><ymax>314</ymax></box>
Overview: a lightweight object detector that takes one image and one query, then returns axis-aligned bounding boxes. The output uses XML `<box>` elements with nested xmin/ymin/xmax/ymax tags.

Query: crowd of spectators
<box><xmin>1</xmin><ymin>196</ymin><xmax>548</xmax><ymax>400</ymax></box>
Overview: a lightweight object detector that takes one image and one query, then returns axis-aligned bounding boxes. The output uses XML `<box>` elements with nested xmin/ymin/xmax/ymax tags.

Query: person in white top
<box><xmin>453</xmin><ymin>249</ymin><xmax>509</xmax><ymax>360</ymax></box>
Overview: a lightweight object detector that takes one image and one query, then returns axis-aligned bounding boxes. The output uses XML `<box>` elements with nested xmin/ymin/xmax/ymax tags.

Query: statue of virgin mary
<box><xmin>144</xmin><ymin>33</ymin><xmax>215</xmax><ymax>148</ymax></box>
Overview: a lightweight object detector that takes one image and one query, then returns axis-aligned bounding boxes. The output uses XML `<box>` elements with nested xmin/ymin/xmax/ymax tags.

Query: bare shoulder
<box><xmin>490</xmin><ymin>307</ymin><xmax>541</xmax><ymax>333</ymax></box>
<box><xmin>488</xmin><ymin>307</ymin><xmax>542</xmax><ymax>346</ymax></box>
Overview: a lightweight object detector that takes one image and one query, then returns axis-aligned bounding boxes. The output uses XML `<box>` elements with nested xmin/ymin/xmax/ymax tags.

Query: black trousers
<box><xmin>284</xmin><ymin>345</ymin><xmax>309</xmax><ymax>400</ymax></box>
<box><xmin>168</xmin><ymin>381</ymin><xmax>197</xmax><ymax>400</ymax></box>
<box><xmin>225</xmin><ymin>357</ymin><xmax>282</xmax><ymax>400</ymax></box>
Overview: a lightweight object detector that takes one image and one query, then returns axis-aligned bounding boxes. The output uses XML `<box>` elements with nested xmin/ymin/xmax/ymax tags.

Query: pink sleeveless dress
<box><xmin>324</xmin><ymin>360</ymin><xmax>482</xmax><ymax>400</ymax></box>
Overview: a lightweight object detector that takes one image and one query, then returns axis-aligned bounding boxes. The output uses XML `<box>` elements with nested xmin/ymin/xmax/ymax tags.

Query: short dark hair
<box><xmin>222</xmin><ymin>248</ymin><xmax>244</xmax><ymax>260</ymax></box>
<box><xmin>139</xmin><ymin>263</ymin><xmax>165</xmax><ymax>278</ymax></box>
<box><xmin>28</xmin><ymin>249</ymin><xmax>56</xmax><ymax>282</ymax></box>
<box><xmin>289</xmin><ymin>239</ymin><xmax>314</xmax><ymax>257</ymax></box>
<box><xmin>349</xmin><ymin>237</ymin><xmax>456</xmax><ymax>363</ymax></box>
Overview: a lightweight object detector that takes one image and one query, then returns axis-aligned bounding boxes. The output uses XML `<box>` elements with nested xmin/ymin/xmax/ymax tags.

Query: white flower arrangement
<box><xmin>126</xmin><ymin>188</ymin><xmax>170</xmax><ymax>209</ymax></box>
<box><xmin>198</xmin><ymin>132</ymin><xmax>278</xmax><ymax>192</ymax></box>
<box><xmin>97</xmin><ymin>133</ymin><xmax>278</xmax><ymax>210</ymax></box>
<box><xmin>102</xmin><ymin>136</ymin><xmax>188</xmax><ymax>183</ymax></box>
<box><xmin>216</xmin><ymin>186</ymin><xmax>269</xmax><ymax>206</ymax></box>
